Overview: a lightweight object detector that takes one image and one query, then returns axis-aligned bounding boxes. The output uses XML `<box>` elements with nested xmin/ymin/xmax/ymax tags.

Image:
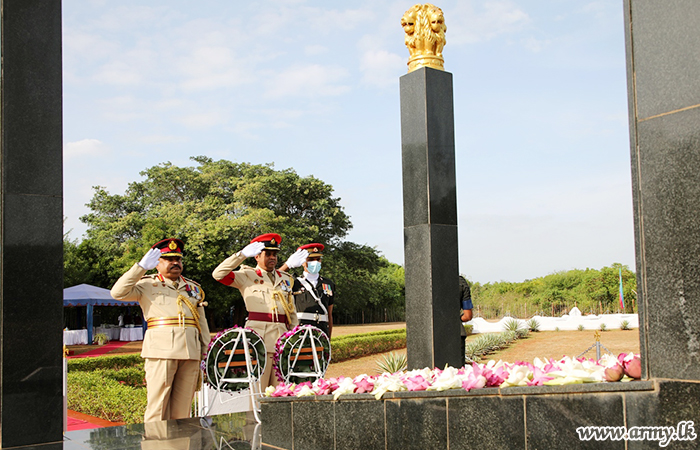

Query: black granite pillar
<box><xmin>624</xmin><ymin>0</ymin><xmax>700</xmax><ymax>380</ymax></box>
<box><xmin>400</xmin><ymin>67</ymin><xmax>462</xmax><ymax>370</ymax></box>
<box><xmin>0</xmin><ymin>0</ymin><xmax>64</xmax><ymax>447</ymax></box>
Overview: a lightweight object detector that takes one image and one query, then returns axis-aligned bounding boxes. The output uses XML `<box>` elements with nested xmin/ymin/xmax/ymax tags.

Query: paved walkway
<box><xmin>67</xmin><ymin>410</ymin><xmax>124</xmax><ymax>431</ymax></box>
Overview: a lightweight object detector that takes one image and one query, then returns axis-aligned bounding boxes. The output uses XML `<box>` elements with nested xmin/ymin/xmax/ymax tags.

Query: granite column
<box><xmin>400</xmin><ymin>67</ymin><xmax>462</xmax><ymax>370</ymax></box>
<box><xmin>0</xmin><ymin>0</ymin><xmax>64</xmax><ymax>447</ymax></box>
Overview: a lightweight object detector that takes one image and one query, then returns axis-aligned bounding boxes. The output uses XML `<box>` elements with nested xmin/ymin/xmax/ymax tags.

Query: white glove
<box><xmin>138</xmin><ymin>248</ymin><xmax>161</xmax><ymax>270</ymax></box>
<box><xmin>241</xmin><ymin>241</ymin><xmax>265</xmax><ymax>258</ymax></box>
<box><xmin>285</xmin><ymin>248</ymin><xmax>309</xmax><ymax>269</ymax></box>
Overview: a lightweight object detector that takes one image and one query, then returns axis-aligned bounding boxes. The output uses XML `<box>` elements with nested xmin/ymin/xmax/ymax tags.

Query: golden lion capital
<box><xmin>401</xmin><ymin>3</ymin><xmax>447</xmax><ymax>72</ymax></box>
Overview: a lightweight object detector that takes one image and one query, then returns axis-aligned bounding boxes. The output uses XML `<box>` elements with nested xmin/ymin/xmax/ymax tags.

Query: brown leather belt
<box><xmin>147</xmin><ymin>317</ymin><xmax>198</xmax><ymax>328</ymax></box>
<box><xmin>247</xmin><ymin>312</ymin><xmax>287</xmax><ymax>324</ymax></box>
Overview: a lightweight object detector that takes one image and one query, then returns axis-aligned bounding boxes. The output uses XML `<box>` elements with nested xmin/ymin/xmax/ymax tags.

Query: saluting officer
<box><xmin>212</xmin><ymin>233</ymin><xmax>308</xmax><ymax>389</ymax></box>
<box><xmin>281</xmin><ymin>243</ymin><xmax>335</xmax><ymax>337</ymax></box>
<box><xmin>111</xmin><ymin>238</ymin><xmax>210</xmax><ymax>423</ymax></box>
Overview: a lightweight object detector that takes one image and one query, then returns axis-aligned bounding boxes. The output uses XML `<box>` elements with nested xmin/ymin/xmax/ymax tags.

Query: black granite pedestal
<box><xmin>0</xmin><ymin>1</ymin><xmax>64</xmax><ymax>448</ymax></box>
<box><xmin>400</xmin><ymin>68</ymin><xmax>462</xmax><ymax>370</ymax></box>
<box><xmin>624</xmin><ymin>0</ymin><xmax>700</xmax><ymax>380</ymax></box>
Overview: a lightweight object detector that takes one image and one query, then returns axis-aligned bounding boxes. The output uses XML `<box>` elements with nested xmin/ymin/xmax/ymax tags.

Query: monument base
<box><xmin>260</xmin><ymin>380</ymin><xmax>700</xmax><ymax>449</ymax></box>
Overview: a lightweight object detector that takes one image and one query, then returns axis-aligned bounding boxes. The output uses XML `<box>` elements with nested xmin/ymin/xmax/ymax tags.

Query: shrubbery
<box><xmin>330</xmin><ymin>329</ymin><xmax>406</xmax><ymax>362</ymax></box>
<box><xmin>67</xmin><ymin>371</ymin><xmax>146</xmax><ymax>424</ymax></box>
<box><xmin>68</xmin><ymin>353</ymin><xmax>142</xmax><ymax>372</ymax></box>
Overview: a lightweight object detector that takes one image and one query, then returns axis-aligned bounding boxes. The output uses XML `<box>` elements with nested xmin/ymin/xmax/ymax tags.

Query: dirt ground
<box><xmin>67</xmin><ymin>323</ymin><xmax>640</xmax><ymax>379</ymax></box>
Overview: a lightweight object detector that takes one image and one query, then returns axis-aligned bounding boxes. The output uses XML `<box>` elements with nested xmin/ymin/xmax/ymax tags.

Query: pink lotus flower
<box><xmin>312</xmin><ymin>378</ymin><xmax>332</xmax><ymax>395</ymax></box>
<box><xmin>269</xmin><ymin>383</ymin><xmax>295</xmax><ymax>397</ymax></box>
<box><xmin>293</xmin><ymin>382</ymin><xmax>313</xmax><ymax>395</ymax></box>
<box><xmin>603</xmin><ymin>362</ymin><xmax>624</xmax><ymax>382</ymax></box>
<box><xmin>403</xmin><ymin>374</ymin><xmax>430</xmax><ymax>391</ymax></box>
<box><xmin>461</xmin><ymin>366</ymin><xmax>487</xmax><ymax>391</ymax></box>
<box><xmin>353</xmin><ymin>375</ymin><xmax>375</xmax><ymax>394</ymax></box>
<box><xmin>483</xmin><ymin>366</ymin><xmax>508</xmax><ymax>387</ymax></box>
<box><xmin>526</xmin><ymin>366</ymin><xmax>555</xmax><ymax>386</ymax></box>
<box><xmin>620</xmin><ymin>353</ymin><xmax>642</xmax><ymax>379</ymax></box>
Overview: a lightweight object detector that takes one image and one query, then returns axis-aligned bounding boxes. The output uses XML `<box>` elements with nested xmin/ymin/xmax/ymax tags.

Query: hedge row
<box><xmin>331</xmin><ymin>328</ymin><xmax>406</xmax><ymax>342</ymax></box>
<box><xmin>330</xmin><ymin>329</ymin><xmax>406</xmax><ymax>362</ymax></box>
<box><xmin>67</xmin><ymin>371</ymin><xmax>147</xmax><ymax>424</ymax></box>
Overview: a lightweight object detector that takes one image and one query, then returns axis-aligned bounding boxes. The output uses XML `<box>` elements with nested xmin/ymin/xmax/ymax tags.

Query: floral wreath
<box><xmin>202</xmin><ymin>325</ymin><xmax>267</xmax><ymax>392</ymax></box>
<box><xmin>274</xmin><ymin>325</ymin><xmax>331</xmax><ymax>384</ymax></box>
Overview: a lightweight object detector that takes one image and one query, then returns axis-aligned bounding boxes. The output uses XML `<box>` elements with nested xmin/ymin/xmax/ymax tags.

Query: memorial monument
<box><xmin>260</xmin><ymin>3</ymin><xmax>700</xmax><ymax>448</ymax></box>
<box><xmin>400</xmin><ymin>3</ymin><xmax>462</xmax><ymax>370</ymax></box>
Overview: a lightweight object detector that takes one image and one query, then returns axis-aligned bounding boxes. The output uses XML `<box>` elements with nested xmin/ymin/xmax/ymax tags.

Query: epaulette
<box><xmin>140</xmin><ymin>274</ymin><xmax>158</xmax><ymax>280</ymax></box>
<box><xmin>182</xmin><ymin>276</ymin><xmax>201</xmax><ymax>286</ymax></box>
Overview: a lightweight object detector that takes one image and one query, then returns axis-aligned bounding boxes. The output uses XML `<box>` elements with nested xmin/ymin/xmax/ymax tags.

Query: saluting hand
<box><xmin>284</xmin><ymin>248</ymin><xmax>309</xmax><ymax>269</ymax></box>
<box><xmin>138</xmin><ymin>248</ymin><xmax>161</xmax><ymax>270</ymax></box>
<box><xmin>241</xmin><ymin>241</ymin><xmax>265</xmax><ymax>258</ymax></box>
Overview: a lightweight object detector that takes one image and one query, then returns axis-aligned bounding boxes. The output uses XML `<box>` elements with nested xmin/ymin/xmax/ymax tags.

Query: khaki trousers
<box><xmin>144</xmin><ymin>358</ymin><xmax>200</xmax><ymax>423</ymax></box>
<box><xmin>260</xmin><ymin>352</ymin><xmax>280</xmax><ymax>391</ymax></box>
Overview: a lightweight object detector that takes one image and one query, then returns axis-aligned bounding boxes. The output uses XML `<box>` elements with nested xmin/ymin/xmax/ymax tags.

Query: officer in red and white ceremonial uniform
<box><xmin>111</xmin><ymin>238</ymin><xmax>210</xmax><ymax>423</ymax></box>
<box><xmin>212</xmin><ymin>233</ymin><xmax>308</xmax><ymax>389</ymax></box>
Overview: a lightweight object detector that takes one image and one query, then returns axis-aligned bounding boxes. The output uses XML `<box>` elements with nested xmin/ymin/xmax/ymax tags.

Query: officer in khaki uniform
<box><xmin>212</xmin><ymin>233</ymin><xmax>308</xmax><ymax>389</ymax></box>
<box><xmin>111</xmin><ymin>238</ymin><xmax>210</xmax><ymax>423</ymax></box>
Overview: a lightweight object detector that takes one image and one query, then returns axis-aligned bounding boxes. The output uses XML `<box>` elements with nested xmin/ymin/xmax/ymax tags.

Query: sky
<box><xmin>62</xmin><ymin>0</ymin><xmax>635</xmax><ymax>284</ymax></box>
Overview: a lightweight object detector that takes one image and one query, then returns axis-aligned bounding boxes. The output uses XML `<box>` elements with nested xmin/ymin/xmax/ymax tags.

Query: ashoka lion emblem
<box><xmin>401</xmin><ymin>3</ymin><xmax>447</xmax><ymax>72</ymax></box>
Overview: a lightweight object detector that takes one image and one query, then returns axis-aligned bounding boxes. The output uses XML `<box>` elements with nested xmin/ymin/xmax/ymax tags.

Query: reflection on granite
<box><xmin>63</xmin><ymin>413</ymin><xmax>261</xmax><ymax>450</ymax></box>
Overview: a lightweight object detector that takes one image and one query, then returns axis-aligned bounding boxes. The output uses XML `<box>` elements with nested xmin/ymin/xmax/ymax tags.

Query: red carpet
<box><xmin>67</xmin><ymin>410</ymin><xmax>124</xmax><ymax>431</ymax></box>
<box><xmin>68</xmin><ymin>340</ymin><xmax>130</xmax><ymax>359</ymax></box>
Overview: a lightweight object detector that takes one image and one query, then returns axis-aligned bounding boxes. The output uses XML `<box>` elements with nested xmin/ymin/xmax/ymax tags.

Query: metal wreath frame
<box><xmin>278</xmin><ymin>325</ymin><xmax>331</xmax><ymax>384</ymax></box>
<box><xmin>204</xmin><ymin>327</ymin><xmax>267</xmax><ymax>422</ymax></box>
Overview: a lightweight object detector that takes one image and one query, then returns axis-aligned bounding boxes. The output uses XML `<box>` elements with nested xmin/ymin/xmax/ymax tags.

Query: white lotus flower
<box><xmin>332</xmin><ymin>377</ymin><xmax>358</xmax><ymax>400</ymax></box>
<box><xmin>295</xmin><ymin>384</ymin><xmax>316</xmax><ymax>397</ymax></box>
<box><xmin>371</xmin><ymin>373</ymin><xmax>407</xmax><ymax>400</ymax></box>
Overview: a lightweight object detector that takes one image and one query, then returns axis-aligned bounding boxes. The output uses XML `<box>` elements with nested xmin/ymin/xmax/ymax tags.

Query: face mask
<box><xmin>307</xmin><ymin>261</ymin><xmax>322</xmax><ymax>274</ymax></box>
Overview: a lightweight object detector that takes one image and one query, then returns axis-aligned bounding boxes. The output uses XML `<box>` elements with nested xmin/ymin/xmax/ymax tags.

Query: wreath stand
<box><xmin>278</xmin><ymin>325</ymin><xmax>331</xmax><ymax>384</ymax></box>
<box><xmin>199</xmin><ymin>327</ymin><xmax>267</xmax><ymax>423</ymax></box>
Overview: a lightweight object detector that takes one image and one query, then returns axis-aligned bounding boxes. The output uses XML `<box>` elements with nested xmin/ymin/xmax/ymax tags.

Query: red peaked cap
<box><xmin>251</xmin><ymin>233</ymin><xmax>281</xmax><ymax>251</ymax></box>
<box><xmin>152</xmin><ymin>238</ymin><xmax>185</xmax><ymax>257</ymax></box>
<box><xmin>299</xmin><ymin>243</ymin><xmax>324</xmax><ymax>257</ymax></box>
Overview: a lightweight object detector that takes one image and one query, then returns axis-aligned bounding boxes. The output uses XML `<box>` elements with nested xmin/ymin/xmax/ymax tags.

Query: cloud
<box><xmin>264</xmin><ymin>64</ymin><xmax>350</xmax><ymax>98</ymax></box>
<box><xmin>448</xmin><ymin>0</ymin><xmax>531</xmax><ymax>45</ymax></box>
<box><xmin>360</xmin><ymin>49</ymin><xmax>405</xmax><ymax>87</ymax></box>
<box><xmin>137</xmin><ymin>135</ymin><xmax>189</xmax><ymax>145</ymax></box>
<box><xmin>305</xmin><ymin>45</ymin><xmax>329</xmax><ymax>56</ymax></box>
<box><xmin>64</xmin><ymin>139</ymin><xmax>107</xmax><ymax>159</ymax></box>
<box><xmin>176</xmin><ymin>46</ymin><xmax>252</xmax><ymax>91</ymax></box>
<box><xmin>176</xmin><ymin>110</ymin><xmax>228</xmax><ymax>129</ymax></box>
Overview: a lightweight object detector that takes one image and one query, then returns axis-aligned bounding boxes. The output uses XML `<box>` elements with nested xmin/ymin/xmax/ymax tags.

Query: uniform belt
<box><xmin>147</xmin><ymin>317</ymin><xmax>198</xmax><ymax>328</ymax></box>
<box><xmin>297</xmin><ymin>312</ymin><xmax>329</xmax><ymax>322</ymax></box>
<box><xmin>247</xmin><ymin>312</ymin><xmax>288</xmax><ymax>324</ymax></box>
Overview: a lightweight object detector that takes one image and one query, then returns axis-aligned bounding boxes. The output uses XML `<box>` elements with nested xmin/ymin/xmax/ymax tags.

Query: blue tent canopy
<box><xmin>63</xmin><ymin>283</ymin><xmax>141</xmax><ymax>345</ymax></box>
<box><xmin>63</xmin><ymin>283</ymin><xmax>138</xmax><ymax>307</ymax></box>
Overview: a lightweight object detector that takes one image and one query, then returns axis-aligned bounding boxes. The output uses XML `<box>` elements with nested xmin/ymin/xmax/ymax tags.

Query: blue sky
<box><xmin>62</xmin><ymin>0</ymin><xmax>634</xmax><ymax>284</ymax></box>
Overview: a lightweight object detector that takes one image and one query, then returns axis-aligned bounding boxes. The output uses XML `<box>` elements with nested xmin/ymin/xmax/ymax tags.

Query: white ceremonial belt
<box><xmin>298</xmin><ymin>312</ymin><xmax>329</xmax><ymax>322</ymax></box>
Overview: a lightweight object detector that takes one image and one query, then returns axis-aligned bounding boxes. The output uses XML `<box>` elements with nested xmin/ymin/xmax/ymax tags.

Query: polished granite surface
<box><xmin>64</xmin><ymin>413</ymin><xmax>265</xmax><ymax>450</ymax></box>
